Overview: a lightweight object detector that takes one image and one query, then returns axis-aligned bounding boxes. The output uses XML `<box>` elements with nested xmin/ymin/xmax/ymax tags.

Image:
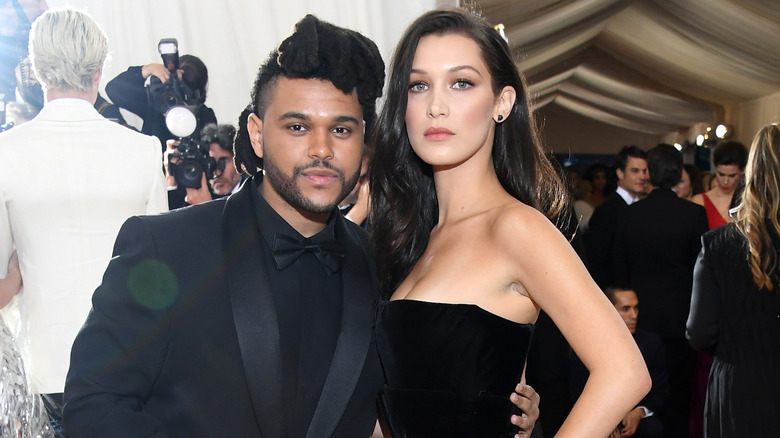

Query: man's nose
<box><xmin>308</xmin><ymin>130</ymin><xmax>335</xmax><ymax>160</ymax></box>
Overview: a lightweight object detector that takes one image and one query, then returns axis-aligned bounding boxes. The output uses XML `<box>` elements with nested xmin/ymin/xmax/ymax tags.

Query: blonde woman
<box><xmin>687</xmin><ymin>123</ymin><xmax>780</xmax><ymax>437</ymax></box>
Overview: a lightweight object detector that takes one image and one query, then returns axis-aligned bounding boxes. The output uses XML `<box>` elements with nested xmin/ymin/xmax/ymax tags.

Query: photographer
<box><xmin>105</xmin><ymin>52</ymin><xmax>216</xmax><ymax>147</ymax></box>
<box><xmin>165</xmin><ymin>123</ymin><xmax>244</xmax><ymax>209</ymax></box>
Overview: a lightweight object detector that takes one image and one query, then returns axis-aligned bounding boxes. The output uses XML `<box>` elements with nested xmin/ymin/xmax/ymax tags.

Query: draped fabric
<box><xmin>479</xmin><ymin>0</ymin><xmax>780</xmax><ymax>137</ymax></box>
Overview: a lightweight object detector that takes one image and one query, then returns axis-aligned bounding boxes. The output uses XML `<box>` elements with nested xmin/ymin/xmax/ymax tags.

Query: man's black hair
<box><xmin>235</xmin><ymin>15</ymin><xmax>385</xmax><ymax>176</ymax></box>
<box><xmin>647</xmin><ymin>143</ymin><xmax>683</xmax><ymax>189</ymax></box>
<box><xmin>615</xmin><ymin>145</ymin><xmax>647</xmax><ymax>172</ymax></box>
<box><xmin>603</xmin><ymin>284</ymin><xmax>634</xmax><ymax>304</ymax></box>
<box><xmin>234</xmin><ymin>105</ymin><xmax>254</xmax><ymax>175</ymax></box>
<box><xmin>200</xmin><ymin>123</ymin><xmax>236</xmax><ymax>154</ymax></box>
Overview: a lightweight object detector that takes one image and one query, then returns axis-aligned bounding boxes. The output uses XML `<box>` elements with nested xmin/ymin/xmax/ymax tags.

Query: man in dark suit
<box><xmin>570</xmin><ymin>285</ymin><xmax>668</xmax><ymax>438</ymax></box>
<box><xmin>584</xmin><ymin>146</ymin><xmax>648</xmax><ymax>287</ymax></box>
<box><xmin>62</xmin><ymin>15</ymin><xmax>539</xmax><ymax>438</ymax></box>
<box><xmin>612</xmin><ymin>144</ymin><xmax>708</xmax><ymax>438</ymax></box>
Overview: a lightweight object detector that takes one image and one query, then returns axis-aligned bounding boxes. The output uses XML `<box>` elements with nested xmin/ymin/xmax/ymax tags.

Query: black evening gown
<box><xmin>375</xmin><ymin>299</ymin><xmax>534</xmax><ymax>437</ymax></box>
<box><xmin>687</xmin><ymin>223</ymin><xmax>780</xmax><ymax>438</ymax></box>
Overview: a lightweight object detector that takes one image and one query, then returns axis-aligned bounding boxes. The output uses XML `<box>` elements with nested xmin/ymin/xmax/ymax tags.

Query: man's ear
<box><xmin>616</xmin><ymin>168</ymin><xmax>625</xmax><ymax>182</ymax></box>
<box><xmin>247</xmin><ymin>113</ymin><xmax>264</xmax><ymax>159</ymax></box>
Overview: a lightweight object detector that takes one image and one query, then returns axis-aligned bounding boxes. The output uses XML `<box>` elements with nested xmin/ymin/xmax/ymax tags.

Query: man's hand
<box><xmin>164</xmin><ymin>139</ymin><xmax>180</xmax><ymax>188</ymax></box>
<box><xmin>509</xmin><ymin>382</ymin><xmax>540</xmax><ymax>437</ymax></box>
<box><xmin>184</xmin><ymin>173</ymin><xmax>213</xmax><ymax>205</ymax></box>
<box><xmin>619</xmin><ymin>407</ymin><xmax>644</xmax><ymax>437</ymax></box>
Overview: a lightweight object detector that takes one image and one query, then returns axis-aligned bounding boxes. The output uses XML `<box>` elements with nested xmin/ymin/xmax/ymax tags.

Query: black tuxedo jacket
<box><xmin>611</xmin><ymin>188</ymin><xmax>708</xmax><ymax>339</ymax></box>
<box><xmin>633</xmin><ymin>329</ymin><xmax>669</xmax><ymax>416</ymax></box>
<box><xmin>584</xmin><ymin>191</ymin><xmax>628</xmax><ymax>287</ymax></box>
<box><xmin>63</xmin><ymin>178</ymin><xmax>383</xmax><ymax>438</ymax></box>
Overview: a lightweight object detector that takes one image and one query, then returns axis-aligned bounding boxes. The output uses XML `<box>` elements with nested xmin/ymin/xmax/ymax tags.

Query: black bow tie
<box><xmin>271</xmin><ymin>233</ymin><xmax>345</xmax><ymax>273</ymax></box>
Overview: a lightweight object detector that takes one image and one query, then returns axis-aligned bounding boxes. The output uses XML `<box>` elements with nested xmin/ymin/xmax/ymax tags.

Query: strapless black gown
<box><xmin>375</xmin><ymin>299</ymin><xmax>534</xmax><ymax>437</ymax></box>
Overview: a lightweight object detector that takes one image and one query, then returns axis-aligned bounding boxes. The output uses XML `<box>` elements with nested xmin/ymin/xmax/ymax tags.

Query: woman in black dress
<box><xmin>687</xmin><ymin>123</ymin><xmax>780</xmax><ymax>438</ymax></box>
<box><xmin>370</xmin><ymin>8</ymin><xmax>650</xmax><ymax>437</ymax></box>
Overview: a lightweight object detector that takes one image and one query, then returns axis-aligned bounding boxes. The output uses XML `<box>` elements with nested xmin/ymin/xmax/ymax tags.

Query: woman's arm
<box><xmin>686</xmin><ymin>241</ymin><xmax>720</xmax><ymax>351</ymax></box>
<box><xmin>104</xmin><ymin>66</ymin><xmax>155</xmax><ymax>119</ymax></box>
<box><xmin>499</xmin><ymin>208</ymin><xmax>651</xmax><ymax>437</ymax></box>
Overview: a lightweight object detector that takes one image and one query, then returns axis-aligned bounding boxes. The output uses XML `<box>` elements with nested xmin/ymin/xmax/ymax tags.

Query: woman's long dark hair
<box><xmin>369</xmin><ymin>8</ymin><xmax>568</xmax><ymax>298</ymax></box>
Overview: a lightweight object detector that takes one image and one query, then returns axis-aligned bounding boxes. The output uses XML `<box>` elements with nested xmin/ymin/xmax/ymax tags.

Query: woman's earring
<box><xmin>497</xmin><ymin>115</ymin><xmax>504</xmax><ymax>122</ymax></box>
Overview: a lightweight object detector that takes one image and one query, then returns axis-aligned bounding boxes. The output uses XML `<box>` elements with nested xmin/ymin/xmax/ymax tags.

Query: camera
<box><xmin>146</xmin><ymin>38</ymin><xmax>201</xmax><ymax>115</ymax></box>
<box><xmin>166</xmin><ymin>107</ymin><xmax>214</xmax><ymax>189</ymax></box>
<box><xmin>168</xmin><ymin>135</ymin><xmax>216</xmax><ymax>189</ymax></box>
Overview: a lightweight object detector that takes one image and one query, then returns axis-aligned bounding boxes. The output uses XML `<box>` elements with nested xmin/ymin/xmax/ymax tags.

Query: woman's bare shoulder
<box><xmin>491</xmin><ymin>201</ymin><xmax>566</xmax><ymax>247</ymax></box>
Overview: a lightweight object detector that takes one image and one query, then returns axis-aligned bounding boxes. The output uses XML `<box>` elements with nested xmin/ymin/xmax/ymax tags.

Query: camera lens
<box><xmin>176</xmin><ymin>160</ymin><xmax>204</xmax><ymax>188</ymax></box>
<box><xmin>161</xmin><ymin>92</ymin><xmax>178</xmax><ymax>107</ymax></box>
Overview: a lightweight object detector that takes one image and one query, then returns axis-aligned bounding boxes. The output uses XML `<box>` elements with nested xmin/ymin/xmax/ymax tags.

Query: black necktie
<box><xmin>271</xmin><ymin>233</ymin><xmax>345</xmax><ymax>272</ymax></box>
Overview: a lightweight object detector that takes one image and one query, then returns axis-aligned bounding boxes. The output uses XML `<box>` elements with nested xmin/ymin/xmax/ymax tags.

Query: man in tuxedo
<box><xmin>611</xmin><ymin>144</ymin><xmax>708</xmax><ymax>438</ymax></box>
<box><xmin>63</xmin><ymin>15</ymin><xmax>539</xmax><ymax>438</ymax></box>
<box><xmin>605</xmin><ymin>286</ymin><xmax>668</xmax><ymax>438</ymax></box>
<box><xmin>584</xmin><ymin>145</ymin><xmax>648</xmax><ymax>287</ymax></box>
<box><xmin>569</xmin><ymin>285</ymin><xmax>668</xmax><ymax>438</ymax></box>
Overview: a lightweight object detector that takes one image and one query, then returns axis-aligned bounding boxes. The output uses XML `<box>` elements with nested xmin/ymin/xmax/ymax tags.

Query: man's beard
<box><xmin>263</xmin><ymin>157</ymin><xmax>360</xmax><ymax>215</ymax></box>
<box><xmin>210</xmin><ymin>176</ymin><xmax>234</xmax><ymax>196</ymax></box>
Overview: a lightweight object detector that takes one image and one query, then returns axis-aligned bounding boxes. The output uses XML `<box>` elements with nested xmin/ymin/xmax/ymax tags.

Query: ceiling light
<box><xmin>696</xmin><ymin>134</ymin><xmax>705</xmax><ymax>146</ymax></box>
<box><xmin>494</xmin><ymin>23</ymin><xmax>508</xmax><ymax>43</ymax></box>
<box><xmin>715</xmin><ymin>124</ymin><xmax>729</xmax><ymax>139</ymax></box>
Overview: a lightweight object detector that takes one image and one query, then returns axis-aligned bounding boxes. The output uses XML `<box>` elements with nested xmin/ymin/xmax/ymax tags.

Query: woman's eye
<box><xmin>409</xmin><ymin>82</ymin><xmax>427</xmax><ymax>92</ymax></box>
<box><xmin>453</xmin><ymin>79</ymin><xmax>473</xmax><ymax>89</ymax></box>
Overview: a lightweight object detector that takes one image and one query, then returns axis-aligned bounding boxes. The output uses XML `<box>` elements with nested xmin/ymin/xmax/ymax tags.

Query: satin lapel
<box><xmin>306</xmin><ymin>217</ymin><xmax>377</xmax><ymax>438</ymax></box>
<box><xmin>222</xmin><ymin>183</ymin><xmax>284</xmax><ymax>438</ymax></box>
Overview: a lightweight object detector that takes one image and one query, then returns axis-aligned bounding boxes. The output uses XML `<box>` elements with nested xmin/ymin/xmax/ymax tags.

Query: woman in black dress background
<box><xmin>687</xmin><ymin>123</ymin><xmax>780</xmax><ymax>437</ymax></box>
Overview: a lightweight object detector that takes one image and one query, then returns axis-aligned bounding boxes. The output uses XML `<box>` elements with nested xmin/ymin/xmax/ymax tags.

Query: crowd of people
<box><xmin>551</xmin><ymin>133</ymin><xmax>776</xmax><ymax>438</ymax></box>
<box><xmin>0</xmin><ymin>4</ymin><xmax>777</xmax><ymax>438</ymax></box>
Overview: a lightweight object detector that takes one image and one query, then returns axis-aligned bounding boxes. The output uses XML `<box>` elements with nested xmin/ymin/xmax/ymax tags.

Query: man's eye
<box><xmin>333</xmin><ymin>127</ymin><xmax>351</xmax><ymax>135</ymax></box>
<box><xmin>288</xmin><ymin>124</ymin><xmax>306</xmax><ymax>132</ymax></box>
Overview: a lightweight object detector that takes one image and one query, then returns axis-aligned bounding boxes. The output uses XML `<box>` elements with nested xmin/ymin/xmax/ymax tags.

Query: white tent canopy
<box><xmin>480</xmin><ymin>0</ymin><xmax>780</xmax><ymax>147</ymax></box>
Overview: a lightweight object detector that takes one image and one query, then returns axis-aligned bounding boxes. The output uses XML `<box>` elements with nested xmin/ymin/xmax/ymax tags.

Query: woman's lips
<box><xmin>424</xmin><ymin>126</ymin><xmax>454</xmax><ymax>141</ymax></box>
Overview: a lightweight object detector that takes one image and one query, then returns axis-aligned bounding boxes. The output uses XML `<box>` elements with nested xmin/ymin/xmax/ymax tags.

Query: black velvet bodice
<box><xmin>375</xmin><ymin>299</ymin><xmax>534</xmax><ymax>437</ymax></box>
